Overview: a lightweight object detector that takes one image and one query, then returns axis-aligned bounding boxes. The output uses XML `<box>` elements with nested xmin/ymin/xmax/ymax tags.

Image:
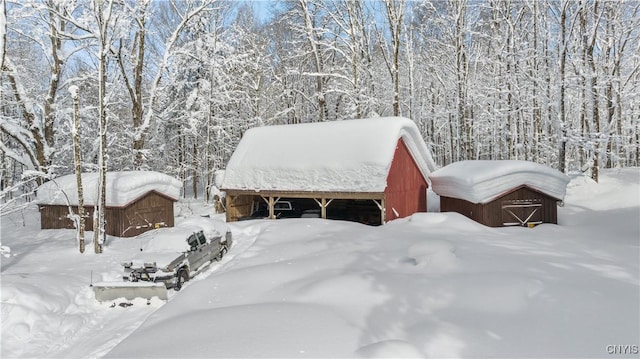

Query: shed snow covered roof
<box><xmin>37</xmin><ymin>171</ymin><xmax>181</xmax><ymax>207</ymax></box>
<box><xmin>429</xmin><ymin>160</ymin><xmax>570</xmax><ymax>204</ymax></box>
<box><xmin>220</xmin><ymin>117</ymin><xmax>437</xmax><ymax>192</ymax></box>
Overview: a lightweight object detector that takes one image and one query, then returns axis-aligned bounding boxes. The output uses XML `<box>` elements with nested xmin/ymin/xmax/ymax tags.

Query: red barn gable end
<box><xmin>385</xmin><ymin>138</ymin><xmax>428</xmax><ymax>220</ymax></box>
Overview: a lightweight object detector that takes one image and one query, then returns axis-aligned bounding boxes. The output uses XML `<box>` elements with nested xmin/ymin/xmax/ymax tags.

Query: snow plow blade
<box><xmin>92</xmin><ymin>282</ymin><xmax>168</xmax><ymax>302</ymax></box>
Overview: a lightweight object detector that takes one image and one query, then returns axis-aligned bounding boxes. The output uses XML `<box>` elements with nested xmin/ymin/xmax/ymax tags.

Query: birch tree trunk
<box><xmin>93</xmin><ymin>0</ymin><xmax>113</xmax><ymax>254</ymax></box>
<box><xmin>70</xmin><ymin>86</ymin><xmax>85</xmax><ymax>253</ymax></box>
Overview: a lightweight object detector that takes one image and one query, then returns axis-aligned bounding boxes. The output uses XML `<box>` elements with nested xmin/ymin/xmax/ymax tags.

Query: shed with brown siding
<box><xmin>37</xmin><ymin>171</ymin><xmax>181</xmax><ymax>237</ymax></box>
<box><xmin>220</xmin><ymin>117</ymin><xmax>437</xmax><ymax>225</ymax></box>
<box><xmin>430</xmin><ymin>160</ymin><xmax>570</xmax><ymax>227</ymax></box>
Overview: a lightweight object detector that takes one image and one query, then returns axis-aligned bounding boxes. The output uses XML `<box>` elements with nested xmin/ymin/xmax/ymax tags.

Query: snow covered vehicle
<box><xmin>93</xmin><ymin>219</ymin><xmax>232</xmax><ymax>302</ymax></box>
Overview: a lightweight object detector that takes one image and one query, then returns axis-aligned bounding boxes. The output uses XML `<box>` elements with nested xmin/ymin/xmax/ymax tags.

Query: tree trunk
<box><xmin>454</xmin><ymin>0</ymin><xmax>470</xmax><ymax>159</ymax></box>
<box><xmin>71</xmin><ymin>87</ymin><xmax>85</xmax><ymax>253</ymax></box>
<box><xmin>93</xmin><ymin>0</ymin><xmax>111</xmax><ymax>254</ymax></box>
<box><xmin>382</xmin><ymin>0</ymin><xmax>405</xmax><ymax>117</ymax></box>
<box><xmin>587</xmin><ymin>0</ymin><xmax>600</xmax><ymax>182</ymax></box>
<box><xmin>558</xmin><ymin>2</ymin><xmax>568</xmax><ymax>173</ymax></box>
<box><xmin>43</xmin><ymin>2</ymin><xmax>64</xmax><ymax>160</ymax></box>
<box><xmin>192</xmin><ymin>141</ymin><xmax>198</xmax><ymax>200</ymax></box>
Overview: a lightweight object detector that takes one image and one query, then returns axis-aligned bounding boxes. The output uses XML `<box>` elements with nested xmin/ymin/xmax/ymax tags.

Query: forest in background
<box><xmin>1</xmin><ymin>0</ymin><xmax>639</xmax><ymax>206</ymax></box>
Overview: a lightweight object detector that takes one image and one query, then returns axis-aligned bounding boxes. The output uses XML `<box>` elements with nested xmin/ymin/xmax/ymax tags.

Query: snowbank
<box><xmin>2</xmin><ymin>169</ymin><xmax>638</xmax><ymax>358</ymax></box>
<box><xmin>429</xmin><ymin>160</ymin><xmax>570</xmax><ymax>204</ymax></box>
<box><xmin>221</xmin><ymin>117</ymin><xmax>437</xmax><ymax>192</ymax></box>
<box><xmin>36</xmin><ymin>171</ymin><xmax>181</xmax><ymax>207</ymax></box>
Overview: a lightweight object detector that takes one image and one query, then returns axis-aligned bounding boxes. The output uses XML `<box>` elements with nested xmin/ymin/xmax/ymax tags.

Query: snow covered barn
<box><xmin>37</xmin><ymin>171</ymin><xmax>181</xmax><ymax>237</ymax></box>
<box><xmin>220</xmin><ymin>117</ymin><xmax>437</xmax><ymax>225</ymax></box>
<box><xmin>430</xmin><ymin>160</ymin><xmax>570</xmax><ymax>227</ymax></box>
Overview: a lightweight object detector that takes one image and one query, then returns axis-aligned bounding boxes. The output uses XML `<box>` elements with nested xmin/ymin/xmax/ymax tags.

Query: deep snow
<box><xmin>1</xmin><ymin>168</ymin><xmax>639</xmax><ymax>358</ymax></box>
<box><xmin>36</xmin><ymin>171</ymin><xmax>181</xmax><ymax>207</ymax></box>
<box><xmin>429</xmin><ymin>160</ymin><xmax>570</xmax><ymax>203</ymax></box>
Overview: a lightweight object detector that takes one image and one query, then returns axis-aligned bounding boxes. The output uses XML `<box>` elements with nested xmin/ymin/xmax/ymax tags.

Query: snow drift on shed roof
<box><xmin>220</xmin><ymin>117</ymin><xmax>437</xmax><ymax>192</ymax></box>
<box><xmin>429</xmin><ymin>160</ymin><xmax>570</xmax><ymax>204</ymax></box>
<box><xmin>36</xmin><ymin>171</ymin><xmax>181</xmax><ymax>207</ymax></box>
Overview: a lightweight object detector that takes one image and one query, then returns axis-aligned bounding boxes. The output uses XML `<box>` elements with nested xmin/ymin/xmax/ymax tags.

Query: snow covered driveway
<box><xmin>2</xmin><ymin>169</ymin><xmax>639</xmax><ymax>358</ymax></box>
<box><xmin>108</xmin><ymin>170</ymin><xmax>639</xmax><ymax>358</ymax></box>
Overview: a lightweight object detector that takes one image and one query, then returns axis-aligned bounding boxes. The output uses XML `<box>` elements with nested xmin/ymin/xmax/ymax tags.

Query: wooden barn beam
<box><xmin>268</xmin><ymin>196</ymin><xmax>275</xmax><ymax>219</ymax></box>
<box><xmin>223</xmin><ymin>189</ymin><xmax>383</xmax><ymax>201</ymax></box>
<box><xmin>313</xmin><ymin>198</ymin><xmax>334</xmax><ymax>219</ymax></box>
<box><xmin>371</xmin><ymin>198</ymin><xmax>386</xmax><ymax>224</ymax></box>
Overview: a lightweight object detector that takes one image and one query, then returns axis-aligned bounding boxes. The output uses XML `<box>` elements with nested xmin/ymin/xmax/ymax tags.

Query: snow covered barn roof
<box><xmin>220</xmin><ymin>117</ymin><xmax>437</xmax><ymax>193</ymax></box>
<box><xmin>36</xmin><ymin>171</ymin><xmax>181</xmax><ymax>207</ymax></box>
<box><xmin>429</xmin><ymin>160</ymin><xmax>570</xmax><ymax>204</ymax></box>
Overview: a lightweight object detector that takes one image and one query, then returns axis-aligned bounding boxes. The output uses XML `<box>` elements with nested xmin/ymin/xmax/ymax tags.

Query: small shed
<box><xmin>429</xmin><ymin>160</ymin><xmax>570</xmax><ymax>227</ymax></box>
<box><xmin>220</xmin><ymin>117</ymin><xmax>437</xmax><ymax>225</ymax></box>
<box><xmin>37</xmin><ymin>171</ymin><xmax>181</xmax><ymax>237</ymax></box>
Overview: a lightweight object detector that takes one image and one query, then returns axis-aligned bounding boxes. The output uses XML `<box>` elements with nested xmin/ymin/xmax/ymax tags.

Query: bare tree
<box><xmin>378</xmin><ymin>0</ymin><xmax>406</xmax><ymax>117</ymax></box>
<box><xmin>93</xmin><ymin>0</ymin><xmax>114</xmax><ymax>254</ymax></box>
<box><xmin>129</xmin><ymin>0</ymin><xmax>218</xmax><ymax>169</ymax></box>
<box><xmin>298</xmin><ymin>0</ymin><xmax>329</xmax><ymax>121</ymax></box>
<box><xmin>0</xmin><ymin>0</ymin><xmax>6</xmax><ymax>71</ymax></box>
<box><xmin>557</xmin><ymin>0</ymin><xmax>571</xmax><ymax>173</ymax></box>
<box><xmin>0</xmin><ymin>0</ymin><xmax>70</xmax><ymax>177</ymax></box>
<box><xmin>115</xmin><ymin>0</ymin><xmax>149</xmax><ymax>169</ymax></box>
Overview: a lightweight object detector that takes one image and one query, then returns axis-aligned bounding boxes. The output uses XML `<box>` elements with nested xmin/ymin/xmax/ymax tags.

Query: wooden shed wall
<box><xmin>385</xmin><ymin>138</ymin><xmax>428</xmax><ymax>221</ymax></box>
<box><xmin>439</xmin><ymin>197</ymin><xmax>485</xmax><ymax>224</ymax></box>
<box><xmin>225</xmin><ymin>194</ymin><xmax>257</xmax><ymax>222</ymax></box>
<box><xmin>440</xmin><ymin>186</ymin><xmax>559</xmax><ymax>227</ymax></box>
<box><xmin>118</xmin><ymin>192</ymin><xmax>175</xmax><ymax>237</ymax></box>
<box><xmin>39</xmin><ymin>191</ymin><xmax>175</xmax><ymax>237</ymax></box>
<box><xmin>39</xmin><ymin>204</ymin><xmax>95</xmax><ymax>230</ymax></box>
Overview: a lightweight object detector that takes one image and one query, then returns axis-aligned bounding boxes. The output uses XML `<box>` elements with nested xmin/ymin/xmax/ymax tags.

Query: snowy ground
<box><xmin>2</xmin><ymin>169</ymin><xmax>639</xmax><ymax>358</ymax></box>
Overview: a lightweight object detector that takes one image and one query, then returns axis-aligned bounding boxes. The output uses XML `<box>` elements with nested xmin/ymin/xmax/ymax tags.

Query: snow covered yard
<box><xmin>2</xmin><ymin>169</ymin><xmax>639</xmax><ymax>358</ymax></box>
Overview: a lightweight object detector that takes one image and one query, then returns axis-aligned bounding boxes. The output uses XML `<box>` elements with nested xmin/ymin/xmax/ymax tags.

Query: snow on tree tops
<box><xmin>429</xmin><ymin>160</ymin><xmax>570</xmax><ymax>204</ymax></box>
<box><xmin>220</xmin><ymin>117</ymin><xmax>437</xmax><ymax>192</ymax></box>
<box><xmin>36</xmin><ymin>171</ymin><xmax>181</xmax><ymax>207</ymax></box>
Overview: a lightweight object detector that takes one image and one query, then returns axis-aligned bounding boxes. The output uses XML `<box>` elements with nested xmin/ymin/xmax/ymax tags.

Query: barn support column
<box><xmin>372</xmin><ymin>198</ymin><xmax>386</xmax><ymax>224</ymax></box>
<box><xmin>225</xmin><ymin>195</ymin><xmax>236</xmax><ymax>222</ymax></box>
<box><xmin>260</xmin><ymin>196</ymin><xmax>284</xmax><ymax>220</ymax></box>
<box><xmin>313</xmin><ymin>198</ymin><xmax>334</xmax><ymax>219</ymax></box>
<box><xmin>260</xmin><ymin>196</ymin><xmax>277</xmax><ymax>220</ymax></box>
<box><xmin>268</xmin><ymin>197</ymin><xmax>275</xmax><ymax>219</ymax></box>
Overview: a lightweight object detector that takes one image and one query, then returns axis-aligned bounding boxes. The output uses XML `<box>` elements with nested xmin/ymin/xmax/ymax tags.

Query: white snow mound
<box><xmin>36</xmin><ymin>171</ymin><xmax>181</xmax><ymax>207</ymax></box>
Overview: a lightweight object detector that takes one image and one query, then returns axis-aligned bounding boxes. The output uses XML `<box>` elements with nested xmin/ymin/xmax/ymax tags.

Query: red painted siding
<box><xmin>385</xmin><ymin>138</ymin><xmax>428</xmax><ymax>221</ymax></box>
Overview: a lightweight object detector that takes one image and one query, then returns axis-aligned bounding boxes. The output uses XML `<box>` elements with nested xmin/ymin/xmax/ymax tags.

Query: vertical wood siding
<box><xmin>225</xmin><ymin>194</ymin><xmax>257</xmax><ymax>222</ymax></box>
<box><xmin>39</xmin><ymin>191</ymin><xmax>175</xmax><ymax>237</ymax></box>
<box><xmin>440</xmin><ymin>186</ymin><xmax>559</xmax><ymax>227</ymax></box>
<box><xmin>385</xmin><ymin>138</ymin><xmax>428</xmax><ymax>221</ymax></box>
